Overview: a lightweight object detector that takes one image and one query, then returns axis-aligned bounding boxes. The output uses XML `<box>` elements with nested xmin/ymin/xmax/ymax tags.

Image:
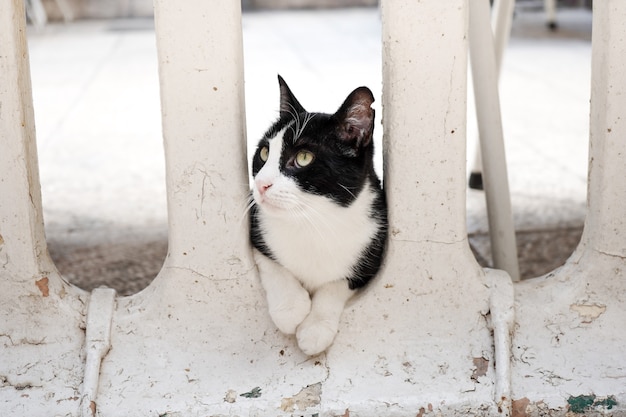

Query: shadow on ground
<box><xmin>48</xmin><ymin>227</ymin><xmax>583</xmax><ymax>296</ymax></box>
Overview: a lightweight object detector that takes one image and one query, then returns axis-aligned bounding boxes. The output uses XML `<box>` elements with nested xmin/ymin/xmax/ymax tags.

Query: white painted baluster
<box><xmin>382</xmin><ymin>3</ymin><xmax>468</xmax><ymax>249</ymax></box>
<box><xmin>512</xmin><ymin>1</ymin><xmax>626</xmax><ymax>411</ymax></box>
<box><xmin>0</xmin><ymin>0</ymin><xmax>47</xmax><ymax>272</ymax></box>
<box><xmin>544</xmin><ymin>0</ymin><xmax>558</xmax><ymax>30</ymax></box>
<box><xmin>153</xmin><ymin>0</ymin><xmax>251</xmax><ymax>273</ymax></box>
<box><xmin>469</xmin><ymin>0</ymin><xmax>520</xmax><ymax>281</ymax></box>
<box><xmin>0</xmin><ymin>1</ymin><xmax>87</xmax><ymax>415</ymax></box>
<box><xmin>469</xmin><ymin>0</ymin><xmax>515</xmax><ymax>191</ymax></box>
<box><xmin>378</xmin><ymin>0</ymin><xmax>514</xmax><ymax>413</ymax></box>
<box><xmin>491</xmin><ymin>0</ymin><xmax>515</xmax><ymax>70</ymax></box>
<box><xmin>583</xmin><ymin>4</ymin><xmax>626</xmax><ymax>258</ymax></box>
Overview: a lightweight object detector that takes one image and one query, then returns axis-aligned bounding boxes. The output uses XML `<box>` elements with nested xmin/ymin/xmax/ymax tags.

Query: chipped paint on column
<box><xmin>80</xmin><ymin>288</ymin><xmax>116</xmax><ymax>417</ymax></box>
<box><xmin>0</xmin><ymin>0</ymin><xmax>88</xmax><ymax>415</ymax></box>
<box><xmin>511</xmin><ymin>0</ymin><xmax>626</xmax><ymax>414</ymax></box>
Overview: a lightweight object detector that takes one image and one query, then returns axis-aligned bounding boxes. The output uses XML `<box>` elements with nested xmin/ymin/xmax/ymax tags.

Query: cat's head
<box><xmin>251</xmin><ymin>75</ymin><xmax>376</xmax><ymax>216</ymax></box>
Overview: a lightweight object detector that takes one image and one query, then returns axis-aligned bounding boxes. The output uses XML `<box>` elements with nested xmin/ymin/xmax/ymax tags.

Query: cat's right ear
<box><xmin>334</xmin><ymin>86</ymin><xmax>375</xmax><ymax>150</ymax></box>
<box><xmin>278</xmin><ymin>75</ymin><xmax>306</xmax><ymax>119</ymax></box>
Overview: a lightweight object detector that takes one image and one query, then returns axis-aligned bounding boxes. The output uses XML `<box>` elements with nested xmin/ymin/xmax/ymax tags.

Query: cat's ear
<box><xmin>278</xmin><ymin>75</ymin><xmax>306</xmax><ymax>119</ymax></box>
<box><xmin>334</xmin><ymin>87</ymin><xmax>375</xmax><ymax>150</ymax></box>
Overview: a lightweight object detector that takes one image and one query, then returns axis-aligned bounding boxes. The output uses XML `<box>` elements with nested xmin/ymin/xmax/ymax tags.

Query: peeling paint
<box><xmin>223</xmin><ymin>389</ymin><xmax>237</xmax><ymax>403</ymax></box>
<box><xmin>374</xmin><ymin>355</ymin><xmax>392</xmax><ymax>377</ymax></box>
<box><xmin>471</xmin><ymin>357</ymin><xmax>489</xmax><ymax>381</ymax></box>
<box><xmin>570</xmin><ymin>303</ymin><xmax>606</xmax><ymax>323</ymax></box>
<box><xmin>512</xmin><ymin>397</ymin><xmax>530</xmax><ymax>417</ymax></box>
<box><xmin>35</xmin><ymin>277</ymin><xmax>49</xmax><ymax>297</ymax></box>
<box><xmin>567</xmin><ymin>395</ymin><xmax>596</xmax><ymax>413</ymax></box>
<box><xmin>280</xmin><ymin>382</ymin><xmax>322</xmax><ymax>412</ymax></box>
<box><xmin>595</xmin><ymin>396</ymin><xmax>618</xmax><ymax>410</ymax></box>
<box><xmin>239</xmin><ymin>387</ymin><xmax>262</xmax><ymax>398</ymax></box>
<box><xmin>415</xmin><ymin>403</ymin><xmax>434</xmax><ymax>417</ymax></box>
<box><xmin>567</xmin><ymin>394</ymin><xmax>617</xmax><ymax>413</ymax></box>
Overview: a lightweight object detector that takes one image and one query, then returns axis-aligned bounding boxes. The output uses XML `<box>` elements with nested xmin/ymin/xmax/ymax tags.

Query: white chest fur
<box><xmin>257</xmin><ymin>183</ymin><xmax>379</xmax><ymax>291</ymax></box>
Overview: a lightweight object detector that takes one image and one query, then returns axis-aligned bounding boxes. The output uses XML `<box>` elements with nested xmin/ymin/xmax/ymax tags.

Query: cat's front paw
<box><xmin>296</xmin><ymin>315</ymin><xmax>339</xmax><ymax>356</ymax></box>
<box><xmin>268</xmin><ymin>291</ymin><xmax>311</xmax><ymax>335</ymax></box>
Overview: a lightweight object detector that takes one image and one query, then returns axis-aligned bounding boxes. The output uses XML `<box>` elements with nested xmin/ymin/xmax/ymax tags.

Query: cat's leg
<box><xmin>253</xmin><ymin>249</ymin><xmax>312</xmax><ymax>335</ymax></box>
<box><xmin>296</xmin><ymin>280</ymin><xmax>355</xmax><ymax>356</ymax></box>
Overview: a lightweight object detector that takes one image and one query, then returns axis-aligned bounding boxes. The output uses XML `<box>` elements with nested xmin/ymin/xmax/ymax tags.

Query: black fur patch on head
<box><xmin>252</xmin><ymin>76</ymin><xmax>377</xmax><ymax>207</ymax></box>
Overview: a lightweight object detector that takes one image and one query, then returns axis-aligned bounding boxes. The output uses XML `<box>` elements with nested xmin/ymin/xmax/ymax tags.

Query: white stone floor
<box><xmin>24</xmin><ymin>6</ymin><xmax>593</xmax><ymax>292</ymax></box>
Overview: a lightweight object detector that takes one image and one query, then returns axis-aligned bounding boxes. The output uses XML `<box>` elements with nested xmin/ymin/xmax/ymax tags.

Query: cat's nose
<box><xmin>255</xmin><ymin>179</ymin><xmax>273</xmax><ymax>196</ymax></box>
<box><xmin>260</xmin><ymin>183</ymin><xmax>272</xmax><ymax>195</ymax></box>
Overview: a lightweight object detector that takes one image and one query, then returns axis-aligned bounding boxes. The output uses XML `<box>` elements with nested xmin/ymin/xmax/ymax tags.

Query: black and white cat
<box><xmin>249</xmin><ymin>76</ymin><xmax>387</xmax><ymax>356</ymax></box>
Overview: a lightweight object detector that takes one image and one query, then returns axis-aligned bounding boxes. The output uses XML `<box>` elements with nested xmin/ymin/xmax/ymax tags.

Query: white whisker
<box><xmin>338</xmin><ymin>183</ymin><xmax>358</xmax><ymax>200</ymax></box>
<box><xmin>296</xmin><ymin>195</ymin><xmax>340</xmax><ymax>241</ymax></box>
<box><xmin>301</xmin><ymin>113</ymin><xmax>315</xmax><ymax>143</ymax></box>
<box><xmin>292</xmin><ymin>204</ymin><xmax>327</xmax><ymax>242</ymax></box>
<box><xmin>281</xmin><ymin>102</ymin><xmax>316</xmax><ymax>144</ymax></box>
<box><xmin>238</xmin><ymin>194</ymin><xmax>257</xmax><ymax>228</ymax></box>
<box><xmin>242</xmin><ymin>195</ymin><xmax>256</xmax><ymax>217</ymax></box>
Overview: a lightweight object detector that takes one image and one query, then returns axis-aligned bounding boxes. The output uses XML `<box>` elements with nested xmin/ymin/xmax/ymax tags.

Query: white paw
<box><xmin>296</xmin><ymin>315</ymin><xmax>339</xmax><ymax>356</ymax></box>
<box><xmin>268</xmin><ymin>290</ymin><xmax>311</xmax><ymax>335</ymax></box>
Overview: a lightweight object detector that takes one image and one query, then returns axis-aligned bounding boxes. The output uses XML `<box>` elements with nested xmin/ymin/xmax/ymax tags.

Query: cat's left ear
<box><xmin>334</xmin><ymin>87</ymin><xmax>375</xmax><ymax>151</ymax></box>
<box><xmin>278</xmin><ymin>75</ymin><xmax>307</xmax><ymax>119</ymax></box>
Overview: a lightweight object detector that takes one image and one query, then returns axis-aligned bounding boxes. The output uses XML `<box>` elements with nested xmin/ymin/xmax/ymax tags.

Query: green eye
<box><xmin>295</xmin><ymin>150</ymin><xmax>314</xmax><ymax>168</ymax></box>
<box><xmin>259</xmin><ymin>146</ymin><xmax>269</xmax><ymax>162</ymax></box>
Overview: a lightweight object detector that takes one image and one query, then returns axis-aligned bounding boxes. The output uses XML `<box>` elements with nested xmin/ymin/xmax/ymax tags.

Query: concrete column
<box><xmin>153</xmin><ymin>0</ymin><xmax>252</xmax><ymax>280</ymax></box>
<box><xmin>0</xmin><ymin>0</ymin><xmax>47</xmax><ymax>273</ymax></box>
<box><xmin>382</xmin><ymin>1</ymin><xmax>469</xmax><ymax>245</ymax></box>
<box><xmin>0</xmin><ymin>1</ymin><xmax>87</xmax><ymax>415</ymax></box>
<box><xmin>512</xmin><ymin>1</ymin><xmax>626</xmax><ymax>411</ymax></box>
<box><xmin>583</xmin><ymin>1</ymin><xmax>626</xmax><ymax>259</ymax></box>
<box><xmin>376</xmin><ymin>0</ymin><xmax>511</xmax><ymax>413</ymax></box>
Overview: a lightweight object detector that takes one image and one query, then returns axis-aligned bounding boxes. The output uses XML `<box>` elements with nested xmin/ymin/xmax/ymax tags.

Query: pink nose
<box><xmin>256</xmin><ymin>179</ymin><xmax>273</xmax><ymax>196</ymax></box>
